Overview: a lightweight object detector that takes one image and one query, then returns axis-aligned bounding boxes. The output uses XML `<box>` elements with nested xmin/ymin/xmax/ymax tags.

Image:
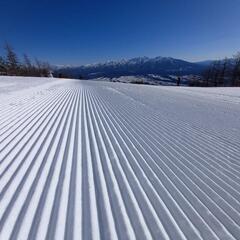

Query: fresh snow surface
<box><xmin>0</xmin><ymin>76</ymin><xmax>240</xmax><ymax>240</ymax></box>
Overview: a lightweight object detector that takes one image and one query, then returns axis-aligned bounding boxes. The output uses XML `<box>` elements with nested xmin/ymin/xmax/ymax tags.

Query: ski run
<box><xmin>0</xmin><ymin>76</ymin><xmax>240</xmax><ymax>240</ymax></box>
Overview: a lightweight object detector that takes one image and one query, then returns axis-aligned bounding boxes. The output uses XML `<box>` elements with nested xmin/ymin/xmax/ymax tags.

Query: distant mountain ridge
<box><xmin>54</xmin><ymin>56</ymin><xmax>210</xmax><ymax>79</ymax></box>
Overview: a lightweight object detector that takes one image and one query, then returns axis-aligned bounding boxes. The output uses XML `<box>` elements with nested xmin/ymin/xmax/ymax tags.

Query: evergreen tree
<box><xmin>4</xmin><ymin>43</ymin><xmax>19</xmax><ymax>75</ymax></box>
<box><xmin>232</xmin><ymin>52</ymin><xmax>240</xmax><ymax>86</ymax></box>
<box><xmin>0</xmin><ymin>56</ymin><xmax>7</xmax><ymax>74</ymax></box>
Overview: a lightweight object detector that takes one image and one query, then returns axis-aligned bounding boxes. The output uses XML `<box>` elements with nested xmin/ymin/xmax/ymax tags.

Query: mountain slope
<box><xmin>1</xmin><ymin>76</ymin><xmax>240</xmax><ymax>239</ymax></box>
<box><xmin>54</xmin><ymin>57</ymin><xmax>207</xmax><ymax>79</ymax></box>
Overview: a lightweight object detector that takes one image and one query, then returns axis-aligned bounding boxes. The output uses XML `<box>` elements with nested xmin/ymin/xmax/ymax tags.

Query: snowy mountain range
<box><xmin>54</xmin><ymin>56</ymin><xmax>210</xmax><ymax>79</ymax></box>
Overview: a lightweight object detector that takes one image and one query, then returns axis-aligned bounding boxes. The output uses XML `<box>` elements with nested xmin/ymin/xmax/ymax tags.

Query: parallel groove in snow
<box><xmin>0</xmin><ymin>77</ymin><xmax>240</xmax><ymax>240</ymax></box>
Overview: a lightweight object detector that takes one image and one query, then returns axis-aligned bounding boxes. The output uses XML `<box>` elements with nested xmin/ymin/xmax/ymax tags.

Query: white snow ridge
<box><xmin>1</xmin><ymin>76</ymin><xmax>240</xmax><ymax>240</ymax></box>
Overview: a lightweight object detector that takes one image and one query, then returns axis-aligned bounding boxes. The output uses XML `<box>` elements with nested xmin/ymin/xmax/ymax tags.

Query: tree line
<box><xmin>190</xmin><ymin>52</ymin><xmax>240</xmax><ymax>87</ymax></box>
<box><xmin>0</xmin><ymin>43</ymin><xmax>51</xmax><ymax>77</ymax></box>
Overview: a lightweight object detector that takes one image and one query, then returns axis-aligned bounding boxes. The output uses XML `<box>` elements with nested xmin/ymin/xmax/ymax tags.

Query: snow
<box><xmin>0</xmin><ymin>76</ymin><xmax>240</xmax><ymax>240</ymax></box>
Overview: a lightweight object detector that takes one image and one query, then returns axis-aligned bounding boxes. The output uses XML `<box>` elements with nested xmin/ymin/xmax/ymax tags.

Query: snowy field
<box><xmin>0</xmin><ymin>76</ymin><xmax>240</xmax><ymax>240</ymax></box>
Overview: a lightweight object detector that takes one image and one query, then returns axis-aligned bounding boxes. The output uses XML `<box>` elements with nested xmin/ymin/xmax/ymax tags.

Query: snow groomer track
<box><xmin>1</xmin><ymin>76</ymin><xmax>240</xmax><ymax>240</ymax></box>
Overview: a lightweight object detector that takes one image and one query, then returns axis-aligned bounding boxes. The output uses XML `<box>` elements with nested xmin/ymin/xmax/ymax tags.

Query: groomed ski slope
<box><xmin>0</xmin><ymin>76</ymin><xmax>240</xmax><ymax>240</ymax></box>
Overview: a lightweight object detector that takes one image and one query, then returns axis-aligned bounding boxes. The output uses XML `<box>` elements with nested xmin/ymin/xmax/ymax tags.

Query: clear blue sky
<box><xmin>0</xmin><ymin>0</ymin><xmax>239</xmax><ymax>65</ymax></box>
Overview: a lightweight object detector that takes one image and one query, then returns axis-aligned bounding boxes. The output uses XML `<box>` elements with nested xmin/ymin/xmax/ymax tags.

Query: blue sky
<box><xmin>0</xmin><ymin>0</ymin><xmax>240</xmax><ymax>65</ymax></box>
